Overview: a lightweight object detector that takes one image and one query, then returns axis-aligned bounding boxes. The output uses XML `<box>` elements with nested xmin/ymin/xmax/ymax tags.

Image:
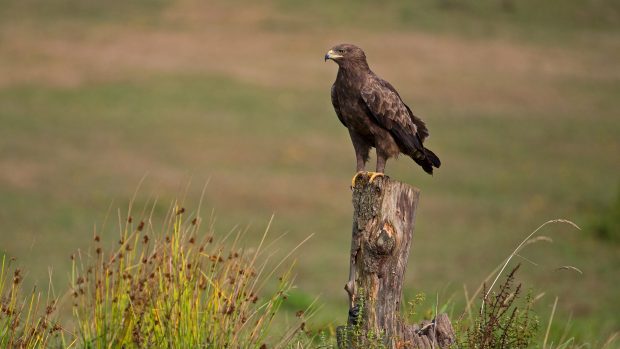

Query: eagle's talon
<box><xmin>368</xmin><ymin>172</ymin><xmax>385</xmax><ymax>183</ymax></box>
<box><xmin>351</xmin><ymin>171</ymin><xmax>365</xmax><ymax>189</ymax></box>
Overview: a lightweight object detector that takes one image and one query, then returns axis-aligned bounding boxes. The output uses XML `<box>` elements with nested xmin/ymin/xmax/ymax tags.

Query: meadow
<box><xmin>0</xmin><ymin>0</ymin><xmax>619</xmax><ymax>346</ymax></box>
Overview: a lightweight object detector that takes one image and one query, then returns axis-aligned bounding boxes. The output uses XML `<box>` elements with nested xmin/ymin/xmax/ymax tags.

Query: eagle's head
<box><xmin>325</xmin><ymin>44</ymin><xmax>367</xmax><ymax>67</ymax></box>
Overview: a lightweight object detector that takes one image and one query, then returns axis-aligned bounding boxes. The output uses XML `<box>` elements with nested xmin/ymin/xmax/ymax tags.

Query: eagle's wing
<box><xmin>360</xmin><ymin>77</ymin><xmax>428</xmax><ymax>154</ymax></box>
<box><xmin>331</xmin><ymin>84</ymin><xmax>347</xmax><ymax>127</ymax></box>
<box><xmin>404</xmin><ymin>104</ymin><xmax>429</xmax><ymax>141</ymax></box>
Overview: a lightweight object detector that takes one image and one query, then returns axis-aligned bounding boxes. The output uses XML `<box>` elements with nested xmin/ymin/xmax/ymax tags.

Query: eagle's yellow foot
<box><xmin>368</xmin><ymin>172</ymin><xmax>385</xmax><ymax>183</ymax></box>
<box><xmin>351</xmin><ymin>171</ymin><xmax>365</xmax><ymax>189</ymax></box>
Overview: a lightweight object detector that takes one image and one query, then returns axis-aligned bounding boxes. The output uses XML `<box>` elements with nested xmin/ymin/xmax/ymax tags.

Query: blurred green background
<box><xmin>1</xmin><ymin>0</ymin><xmax>619</xmax><ymax>344</ymax></box>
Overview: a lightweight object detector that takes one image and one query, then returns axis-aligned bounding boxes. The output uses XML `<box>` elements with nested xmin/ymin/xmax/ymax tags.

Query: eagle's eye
<box><xmin>337</xmin><ymin>49</ymin><xmax>345</xmax><ymax>54</ymax></box>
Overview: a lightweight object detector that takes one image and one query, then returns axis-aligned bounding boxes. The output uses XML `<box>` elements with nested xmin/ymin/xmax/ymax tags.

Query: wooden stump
<box><xmin>338</xmin><ymin>174</ymin><xmax>455</xmax><ymax>349</ymax></box>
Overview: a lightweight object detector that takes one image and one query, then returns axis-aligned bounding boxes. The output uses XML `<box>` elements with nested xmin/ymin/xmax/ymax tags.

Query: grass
<box><xmin>458</xmin><ymin>265</ymin><xmax>539</xmax><ymax>349</ymax></box>
<box><xmin>272</xmin><ymin>0</ymin><xmax>620</xmax><ymax>43</ymax></box>
<box><xmin>589</xmin><ymin>185</ymin><xmax>620</xmax><ymax>242</ymax></box>
<box><xmin>0</xmin><ymin>255</ymin><xmax>63</xmax><ymax>348</ymax></box>
<box><xmin>5</xmin><ymin>213</ymin><xmax>614</xmax><ymax>348</ymax></box>
<box><xmin>69</xmin><ymin>203</ymin><xmax>310</xmax><ymax>348</ymax></box>
<box><xmin>2</xmin><ymin>199</ymin><xmax>315</xmax><ymax>348</ymax></box>
<box><xmin>2</xmin><ymin>212</ymin><xmax>617</xmax><ymax>348</ymax></box>
<box><xmin>0</xmin><ymin>0</ymin><xmax>619</xmax><ymax>345</ymax></box>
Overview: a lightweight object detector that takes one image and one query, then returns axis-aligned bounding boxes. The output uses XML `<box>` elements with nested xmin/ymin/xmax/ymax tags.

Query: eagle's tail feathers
<box><xmin>421</xmin><ymin>162</ymin><xmax>434</xmax><ymax>175</ymax></box>
<box><xmin>424</xmin><ymin>147</ymin><xmax>441</xmax><ymax>168</ymax></box>
<box><xmin>409</xmin><ymin>147</ymin><xmax>440</xmax><ymax>175</ymax></box>
<box><xmin>410</xmin><ymin>151</ymin><xmax>434</xmax><ymax>175</ymax></box>
<box><xmin>392</xmin><ymin>129</ymin><xmax>440</xmax><ymax>174</ymax></box>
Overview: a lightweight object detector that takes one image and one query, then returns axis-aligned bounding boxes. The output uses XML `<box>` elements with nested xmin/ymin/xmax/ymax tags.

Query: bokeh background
<box><xmin>1</xmin><ymin>0</ymin><xmax>619</xmax><ymax>343</ymax></box>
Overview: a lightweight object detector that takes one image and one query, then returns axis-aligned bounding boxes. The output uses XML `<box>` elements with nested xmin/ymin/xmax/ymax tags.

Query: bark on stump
<box><xmin>337</xmin><ymin>174</ymin><xmax>455</xmax><ymax>349</ymax></box>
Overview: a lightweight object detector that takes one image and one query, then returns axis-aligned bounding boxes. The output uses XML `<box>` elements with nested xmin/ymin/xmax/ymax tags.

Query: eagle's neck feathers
<box><xmin>336</xmin><ymin>62</ymin><xmax>372</xmax><ymax>90</ymax></box>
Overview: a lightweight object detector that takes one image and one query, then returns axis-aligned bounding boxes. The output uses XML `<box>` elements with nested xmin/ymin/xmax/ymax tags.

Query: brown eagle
<box><xmin>325</xmin><ymin>44</ymin><xmax>440</xmax><ymax>185</ymax></box>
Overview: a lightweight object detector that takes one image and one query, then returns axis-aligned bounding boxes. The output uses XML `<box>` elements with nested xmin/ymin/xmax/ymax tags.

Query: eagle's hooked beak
<box><xmin>325</xmin><ymin>49</ymin><xmax>342</xmax><ymax>62</ymax></box>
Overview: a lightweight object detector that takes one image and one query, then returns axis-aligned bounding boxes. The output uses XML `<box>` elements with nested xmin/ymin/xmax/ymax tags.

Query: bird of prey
<box><xmin>325</xmin><ymin>43</ymin><xmax>440</xmax><ymax>186</ymax></box>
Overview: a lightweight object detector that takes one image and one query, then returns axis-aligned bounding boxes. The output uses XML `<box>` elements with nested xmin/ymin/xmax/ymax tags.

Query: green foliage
<box><xmin>457</xmin><ymin>264</ymin><xmax>538</xmax><ymax>349</ymax></box>
<box><xmin>406</xmin><ymin>292</ymin><xmax>426</xmax><ymax>322</ymax></box>
<box><xmin>334</xmin><ymin>291</ymin><xmax>388</xmax><ymax>349</ymax></box>
<box><xmin>591</xmin><ymin>185</ymin><xmax>620</xmax><ymax>242</ymax></box>
<box><xmin>2</xmin><ymin>201</ymin><xmax>310</xmax><ymax>348</ymax></box>
<box><xmin>0</xmin><ymin>255</ymin><xmax>64</xmax><ymax>348</ymax></box>
<box><xmin>70</xmin><ymin>205</ymin><xmax>307</xmax><ymax>348</ymax></box>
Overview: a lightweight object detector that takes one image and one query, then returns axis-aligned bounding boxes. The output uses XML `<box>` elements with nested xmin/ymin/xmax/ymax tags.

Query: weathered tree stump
<box><xmin>337</xmin><ymin>174</ymin><xmax>455</xmax><ymax>349</ymax></box>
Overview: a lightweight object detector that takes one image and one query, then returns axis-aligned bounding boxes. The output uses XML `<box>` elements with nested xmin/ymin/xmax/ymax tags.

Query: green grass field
<box><xmin>1</xmin><ymin>0</ymin><xmax>619</xmax><ymax>345</ymax></box>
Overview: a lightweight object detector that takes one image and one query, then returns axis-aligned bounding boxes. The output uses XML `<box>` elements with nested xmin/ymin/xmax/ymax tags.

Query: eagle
<box><xmin>325</xmin><ymin>44</ymin><xmax>440</xmax><ymax>186</ymax></box>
